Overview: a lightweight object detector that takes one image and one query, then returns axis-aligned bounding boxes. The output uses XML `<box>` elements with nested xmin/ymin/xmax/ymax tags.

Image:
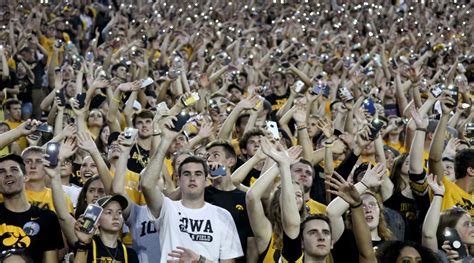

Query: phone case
<box><xmin>46</xmin><ymin>142</ymin><xmax>60</xmax><ymax>167</ymax></box>
<box><xmin>443</xmin><ymin>227</ymin><xmax>468</xmax><ymax>259</ymax></box>
<box><xmin>266</xmin><ymin>121</ymin><xmax>281</xmax><ymax>140</ymax></box>
<box><xmin>183</xmin><ymin>92</ymin><xmax>200</xmax><ymax>106</ymax></box>
<box><xmin>363</xmin><ymin>98</ymin><xmax>376</xmax><ymax>115</ymax></box>
<box><xmin>81</xmin><ymin>204</ymin><xmax>103</xmax><ymax>233</ymax></box>
<box><xmin>294</xmin><ymin>81</ymin><xmax>305</xmax><ymax>93</ymax></box>
<box><xmin>210</xmin><ymin>165</ymin><xmax>226</xmax><ymax>178</ymax></box>
<box><xmin>141</xmin><ymin>77</ymin><xmax>154</xmax><ymax>88</ymax></box>
<box><xmin>56</xmin><ymin>90</ymin><xmax>66</xmax><ymax>106</ymax></box>
<box><xmin>123</xmin><ymin>127</ymin><xmax>138</xmax><ymax>146</ymax></box>
<box><xmin>173</xmin><ymin>112</ymin><xmax>191</xmax><ymax>131</ymax></box>
<box><xmin>369</xmin><ymin>119</ymin><xmax>384</xmax><ymax>140</ymax></box>
<box><xmin>76</xmin><ymin>93</ymin><xmax>87</xmax><ymax>109</ymax></box>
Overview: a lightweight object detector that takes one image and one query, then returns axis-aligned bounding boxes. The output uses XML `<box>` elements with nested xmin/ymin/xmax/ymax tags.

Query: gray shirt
<box><xmin>126</xmin><ymin>204</ymin><xmax>161</xmax><ymax>263</ymax></box>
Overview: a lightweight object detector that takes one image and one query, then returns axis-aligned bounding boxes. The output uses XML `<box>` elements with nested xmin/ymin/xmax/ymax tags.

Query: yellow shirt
<box><xmin>441</xmin><ymin>176</ymin><xmax>474</xmax><ymax>218</ymax></box>
<box><xmin>306</xmin><ymin>199</ymin><xmax>327</xmax><ymax>214</ymax></box>
<box><xmin>110</xmin><ymin>169</ymin><xmax>146</xmax><ymax>205</ymax></box>
<box><xmin>4</xmin><ymin>120</ymin><xmax>27</xmax><ymax>150</ymax></box>
<box><xmin>384</xmin><ymin>140</ymin><xmax>406</xmax><ymax>154</ymax></box>
<box><xmin>0</xmin><ymin>188</ymin><xmax>74</xmax><ymax>214</ymax></box>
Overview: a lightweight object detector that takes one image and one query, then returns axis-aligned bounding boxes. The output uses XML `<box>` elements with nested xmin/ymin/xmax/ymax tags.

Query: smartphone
<box><xmin>339</xmin><ymin>86</ymin><xmax>354</xmax><ymax>101</ymax></box>
<box><xmin>310</xmin><ymin>85</ymin><xmax>321</xmax><ymax>96</ymax></box>
<box><xmin>26</xmin><ymin>123</ymin><xmax>53</xmax><ymax>133</ymax></box>
<box><xmin>85</xmin><ymin>51</ymin><xmax>94</xmax><ymax>62</ymax></box>
<box><xmin>369</xmin><ymin>119</ymin><xmax>384</xmax><ymax>140</ymax></box>
<box><xmin>363</xmin><ymin>97</ymin><xmax>376</xmax><ymax>115</ymax></box>
<box><xmin>281</xmin><ymin>61</ymin><xmax>290</xmax><ymax>68</ymax></box>
<box><xmin>141</xmin><ymin>77</ymin><xmax>154</xmax><ymax>88</ymax></box>
<box><xmin>266</xmin><ymin>121</ymin><xmax>281</xmax><ymax>140</ymax></box>
<box><xmin>443</xmin><ymin>227</ymin><xmax>468</xmax><ymax>259</ymax></box>
<box><xmin>122</xmin><ymin>127</ymin><xmax>138</xmax><ymax>146</ymax></box>
<box><xmin>56</xmin><ymin>90</ymin><xmax>66</xmax><ymax>106</ymax></box>
<box><xmin>210</xmin><ymin>164</ymin><xmax>226</xmax><ymax>178</ymax></box>
<box><xmin>294</xmin><ymin>80</ymin><xmax>305</xmax><ymax>93</ymax></box>
<box><xmin>183</xmin><ymin>92</ymin><xmax>200</xmax><ymax>107</ymax></box>
<box><xmin>81</xmin><ymin>204</ymin><xmax>103</xmax><ymax>234</ymax></box>
<box><xmin>431</xmin><ymin>83</ymin><xmax>445</xmax><ymax>98</ymax></box>
<box><xmin>465</xmin><ymin>123</ymin><xmax>474</xmax><ymax>138</ymax></box>
<box><xmin>76</xmin><ymin>93</ymin><xmax>86</xmax><ymax>109</ymax></box>
<box><xmin>46</xmin><ymin>142</ymin><xmax>60</xmax><ymax>167</ymax></box>
<box><xmin>156</xmin><ymin>101</ymin><xmax>169</xmax><ymax>111</ymax></box>
<box><xmin>172</xmin><ymin>111</ymin><xmax>191</xmax><ymax>132</ymax></box>
<box><xmin>446</xmin><ymin>85</ymin><xmax>458</xmax><ymax>108</ymax></box>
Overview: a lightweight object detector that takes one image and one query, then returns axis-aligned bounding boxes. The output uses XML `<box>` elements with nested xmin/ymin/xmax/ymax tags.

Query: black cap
<box><xmin>108</xmin><ymin>132</ymin><xmax>120</xmax><ymax>145</ymax></box>
<box><xmin>96</xmin><ymin>194</ymin><xmax>128</xmax><ymax>210</ymax></box>
<box><xmin>227</xmin><ymin>84</ymin><xmax>243</xmax><ymax>93</ymax></box>
<box><xmin>0</xmin><ymin>154</ymin><xmax>24</xmax><ymax>166</ymax></box>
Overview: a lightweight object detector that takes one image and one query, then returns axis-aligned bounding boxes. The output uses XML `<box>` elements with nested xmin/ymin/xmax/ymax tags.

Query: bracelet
<box><xmin>434</xmin><ymin>194</ymin><xmax>444</xmax><ymax>198</ymax></box>
<box><xmin>324</xmin><ymin>141</ymin><xmax>334</xmax><ymax>148</ymax></box>
<box><xmin>350</xmin><ymin>201</ymin><xmax>363</xmax><ymax>209</ymax></box>
<box><xmin>297</xmin><ymin>126</ymin><xmax>307</xmax><ymax>130</ymax></box>
<box><xmin>360</xmin><ymin>180</ymin><xmax>369</xmax><ymax>189</ymax></box>
<box><xmin>111</xmin><ymin>97</ymin><xmax>121</xmax><ymax>104</ymax></box>
<box><xmin>416</xmin><ymin>128</ymin><xmax>427</xmax><ymax>132</ymax></box>
<box><xmin>75</xmin><ymin>241</ymin><xmax>91</xmax><ymax>251</ymax></box>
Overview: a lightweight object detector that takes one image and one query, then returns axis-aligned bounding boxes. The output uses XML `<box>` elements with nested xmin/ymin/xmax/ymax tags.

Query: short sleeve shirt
<box><xmin>0</xmin><ymin>203</ymin><xmax>64</xmax><ymax>263</ymax></box>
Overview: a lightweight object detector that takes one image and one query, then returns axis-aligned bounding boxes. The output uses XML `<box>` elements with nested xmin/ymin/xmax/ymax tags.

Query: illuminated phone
<box><xmin>294</xmin><ymin>80</ymin><xmax>305</xmax><ymax>93</ymax></box>
<box><xmin>26</xmin><ymin>123</ymin><xmax>53</xmax><ymax>133</ymax></box>
<box><xmin>141</xmin><ymin>77</ymin><xmax>154</xmax><ymax>88</ymax></box>
<box><xmin>266</xmin><ymin>121</ymin><xmax>281</xmax><ymax>140</ymax></box>
<box><xmin>172</xmin><ymin>111</ymin><xmax>191</xmax><ymax>132</ymax></box>
<box><xmin>182</xmin><ymin>92</ymin><xmax>200</xmax><ymax>107</ymax></box>
<box><xmin>81</xmin><ymin>204</ymin><xmax>103</xmax><ymax>234</ymax></box>
<box><xmin>369</xmin><ymin>119</ymin><xmax>384</xmax><ymax>140</ymax></box>
<box><xmin>363</xmin><ymin>97</ymin><xmax>376</xmax><ymax>116</ymax></box>
<box><xmin>430</xmin><ymin>83</ymin><xmax>445</xmax><ymax>98</ymax></box>
<box><xmin>339</xmin><ymin>86</ymin><xmax>354</xmax><ymax>101</ymax></box>
<box><xmin>56</xmin><ymin>90</ymin><xmax>66</xmax><ymax>106</ymax></box>
<box><xmin>443</xmin><ymin>227</ymin><xmax>468</xmax><ymax>260</ymax></box>
<box><xmin>45</xmin><ymin>142</ymin><xmax>60</xmax><ymax>167</ymax></box>
<box><xmin>122</xmin><ymin>127</ymin><xmax>138</xmax><ymax>146</ymax></box>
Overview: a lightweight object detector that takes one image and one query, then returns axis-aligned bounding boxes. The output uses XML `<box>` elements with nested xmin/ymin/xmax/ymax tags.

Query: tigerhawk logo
<box><xmin>0</xmin><ymin>224</ymin><xmax>31</xmax><ymax>248</ymax></box>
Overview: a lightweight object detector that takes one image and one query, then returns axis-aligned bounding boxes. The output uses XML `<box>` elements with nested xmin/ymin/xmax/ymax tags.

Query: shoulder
<box><xmin>206</xmin><ymin>203</ymin><xmax>234</xmax><ymax>220</ymax></box>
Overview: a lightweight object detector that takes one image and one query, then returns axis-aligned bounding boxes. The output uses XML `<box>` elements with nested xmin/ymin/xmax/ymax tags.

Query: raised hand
<box><xmin>410</xmin><ymin>106</ymin><xmax>428</xmax><ymax>129</ymax></box>
<box><xmin>197</xmin><ymin>122</ymin><xmax>214</xmax><ymax>139</ymax></box>
<box><xmin>443</xmin><ymin>138</ymin><xmax>460</xmax><ymax>159</ymax></box>
<box><xmin>59</xmin><ymin>137</ymin><xmax>78</xmax><ymax>160</ymax></box>
<box><xmin>426</xmin><ymin>173</ymin><xmax>445</xmax><ymax>196</ymax></box>
<box><xmin>237</xmin><ymin>95</ymin><xmax>259</xmax><ymax>111</ymax></box>
<box><xmin>292</xmin><ymin>104</ymin><xmax>307</xmax><ymax>125</ymax></box>
<box><xmin>61</xmin><ymin>124</ymin><xmax>78</xmax><ymax>139</ymax></box>
<box><xmin>317</xmin><ymin>117</ymin><xmax>334</xmax><ymax>138</ymax></box>
<box><xmin>326</xmin><ymin>171</ymin><xmax>362</xmax><ymax>207</ymax></box>
<box><xmin>259</xmin><ymin>136</ymin><xmax>290</xmax><ymax>165</ymax></box>
<box><xmin>117</xmin><ymin>81</ymin><xmax>141</xmax><ymax>92</ymax></box>
<box><xmin>76</xmin><ymin>132</ymin><xmax>98</xmax><ymax>153</ymax></box>
<box><xmin>74</xmin><ymin>216</ymin><xmax>97</xmax><ymax>245</ymax></box>
<box><xmin>287</xmin><ymin>145</ymin><xmax>303</xmax><ymax>164</ymax></box>
<box><xmin>360</xmin><ymin>163</ymin><xmax>386</xmax><ymax>188</ymax></box>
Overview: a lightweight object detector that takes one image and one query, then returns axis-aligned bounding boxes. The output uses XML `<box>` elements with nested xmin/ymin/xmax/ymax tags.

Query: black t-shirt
<box><xmin>234</xmin><ymin>157</ymin><xmax>261</xmax><ymax>187</ymax></box>
<box><xmin>205</xmin><ymin>186</ymin><xmax>253</xmax><ymax>263</ymax></box>
<box><xmin>265</xmin><ymin>90</ymin><xmax>290</xmax><ymax>120</ymax></box>
<box><xmin>86</xmin><ymin>235</ymin><xmax>139</xmax><ymax>263</ymax></box>
<box><xmin>70</xmin><ymin>162</ymin><xmax>84</xmax><ymax>187</ymax></box>
<box><xmin>384</xmin><ymin>191</ymin><xmax>419</xmax><ymax>242</ymax></box>
<box><xmin>0</xmin><ymin>203</ymin><xmax>64</xmax><ymax>263</ymax></box>
<box><xmin>127</xmin><ymin>144</ymin><xmax>150</xmax><ymax>174</ymax></box>
<box><xmin>332</xmin><ymin>229</ymin><xmax>385</xmax><ymax>263</ymax></box>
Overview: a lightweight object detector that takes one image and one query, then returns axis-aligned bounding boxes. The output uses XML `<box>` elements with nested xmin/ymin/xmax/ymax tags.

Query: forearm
<box><xmin>279</xmin><ymin>164</ymin><xmax>300</xmax><ymax>238</ymax></box>
<box><xmin>310</xmin><ymin>148</ymin><xmax>325</xmax><ymax>166</ymax></box>
<box><xmin>218</xmin><ymin>106</ymin><xmax>244</xmax><ymax>140</ymax></box>
<box><xmin>289</xmin><ymin>65</ymin><xmax>312</xmax><ymax>86</ymax></box>
<box><xmin>54</xmin><ymin>109</ymin><xmax>64</xmax><ymax>137</ymax></box>
<box><xmin>327</xmin><ymin>182</ymin><xmax>368</xmax><ymax>218</ymax></box>
<box><xmin>91</xmin><ymin>150</ymin><xmax>113</xmax><ymax>194</ymax></box>
<box><xmin>297</xmin><ymin>127</ymin><xmax>313</xmax><ymax>162</ymax></box>
<box><xmin>422</xmin><ymin>196</ymin><xmax>443</xmax><ymax>252</ymax></box>
<box><xmin>50</xmin><ymin>176</ymin><xmax>78</xmax><ymax>244</ymax></box>
<box><xmin>0</xmin><ymin>129</ymin><xmax>24</xmax><ymax>150</ymax></box>
<box><xmin>429</xmin><ymin>114</ymin><xmax>449</xmax><ymax>163</ymax></box>
<box><xmin>73</xmin><ymin>250</ymin><xmax>88</xmax><ymax>263</ymax></box>
<box><xmin>231</xmin><ymin>155</ymin><xmax>264</xmax><ymax>187</ymax></box>
<box><xmin>409</xmin><ymin>131</ymin><xmax>426</xmax><ymax>174</ymax></box>
<box><xmin>351</xmin><ymin>206</ymin><xmax>377</xmax><ymax>262</ymax></box>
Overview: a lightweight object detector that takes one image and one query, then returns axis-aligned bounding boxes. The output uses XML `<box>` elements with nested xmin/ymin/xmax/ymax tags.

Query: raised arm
<box><xmin>110</xmin><ymin>133</ymin><xmax>134</xmax><ymax>219</ymax></box>
<box><xmin>327</xmin><ymin>173</ymin><xmax>376</xmax><ymax>263</ymax></box>
<box><xmin>421</xmin><ymin>174</ymin><xmax>445</xmax><ymax>252</ymax></box>
<box><xmin>293</xmin><ymin>105</ymin><xmax>313</xmax><ymax>161</ymax></box>
<box><xmin>140</xmin><ymin>119</ymin><xmax>178</xmax><ymax>218</ymax></box>
<box><xmin>409</xmin><ymin>107</ymin><xmax>429</xmax><ymax>175</ymax></box>
<box><xmin>218</xmin><ymin>96</ymin><xmax>257</xmax><ymax>140</ymax></box>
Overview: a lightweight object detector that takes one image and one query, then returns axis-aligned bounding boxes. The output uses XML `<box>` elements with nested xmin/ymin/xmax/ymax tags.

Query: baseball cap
<box><xmin>96</xmin><ymin>194</ymin><xmax>128</xmax><ymax>210</ymax></box>
<box><xmin>0</xmin><ymin>154</ymin><xmax>24</xmax><ymax>166</ymax></box>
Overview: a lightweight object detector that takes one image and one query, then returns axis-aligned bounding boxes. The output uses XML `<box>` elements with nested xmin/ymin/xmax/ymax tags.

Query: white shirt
<box><xmin>62</xmin><ymin>184</ymin><xmax>81</xmax><ymax>208</ymax></box>
<box><xmin>150</xmin><ymin>196</ymin><xmax>243</xmax><ymax>262</ymax></box>
<box><xmin>126</xmin><ymin>204</ymin><xmax>161</xmax><ymax>263</ymax></box>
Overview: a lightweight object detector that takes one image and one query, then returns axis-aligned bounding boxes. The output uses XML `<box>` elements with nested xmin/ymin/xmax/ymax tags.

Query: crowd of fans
<box><xmin>0</xmin><ymin>0</ymin><xmax>473</xmax><ymax>262</ymax></box>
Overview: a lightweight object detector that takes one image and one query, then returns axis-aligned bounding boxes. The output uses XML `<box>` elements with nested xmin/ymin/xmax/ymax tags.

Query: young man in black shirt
<box><xmin>127</xmin><ymin>110</ymin><xmax>154</xmax><ymax>173</ymax></box>
<box><xmin>204</xmin><ymin>140</ymin><xmax>256</xmax><ymax>262</ymax></box>
<box><xmin>0</xmin><ymin>154</ymin><xmax>64</xmax><ymax>263</ymax></box>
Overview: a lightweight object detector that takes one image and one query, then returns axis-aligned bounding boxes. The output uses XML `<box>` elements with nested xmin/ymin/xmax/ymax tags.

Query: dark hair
<box><xmin>376</xmin><ymin>241</ymin><xmax>442</xmax><ymax>263</ymax></box>
<box><xmin>239</xmin><ymin>129</ymin><xmax>264</xmax><ymax>152</ymax></box>
<box><xmin>177</xmin><ymin>156</ymin><xmax>209</xmax><ymax>178</ymax></box>
<box><xmin>95</xmin><ymin>124</ymin><xmax>110</xmax><ymax>154</ymax></box>
<box><xmin>111</xmin><ymin>63</ymin><xmax>127</xmax><ymax>74</ymax></box>
<box><xmin>132</xmin><ymin>109</ymin><xmax>154</xmax><ymax>126</ymax></box>
<box><xmin>436</xmin><ymin>207</ymin><xmax>469</xmax><ymax>249</ymax></box>
<box><xmin>389</xmin><ymin>153</ymin><xmax>409</xmax><ymax>194</ymax></box>
<box><xmin>4</xmin><ymin>99</ymin><xmax>21</xmax><ymax>111</ymax></box>
<box><xmin>454</xmin><ymin>148</ymin><xmax>474</xmax><ymax>179</ymax></box>
<box><xmin>74</xmin><ymin>176</ymin><xmax>103</xmax><ymax>219</ymax></box>
<box><xmin>206</xmin><ymin>140</ymin><xmax>237</xmax><ymax>160</ymax></box>
<box><xmin>300</xmin><ymin>214</ymin><xmax>332</xmax><ymax>237</ymax></box>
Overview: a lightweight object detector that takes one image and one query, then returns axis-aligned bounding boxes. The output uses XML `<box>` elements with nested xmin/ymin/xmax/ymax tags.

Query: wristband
<box><xmin>416</xmin><ymin>128</ymin><xmax>427</xmax><ymax>132</ymax></box>
<box><xmin>75</xmin><ymin>241</ymin><xmax>91</xmax><ymax>251</ymax></box>
<box><xmin>350</xmin><ymin>201</ymin><xmax>363</xmax><ymax>209</ymax></box>
<box><xmin>360</xmin><ymin>180</ymin><xmax>369</xmax><ymax>189</ymax></box>
<box><xmin>324</xmin><ymin>141</ymin><xmax>334</xmax><ymax>148</ymax></box>
<box><xmin>434</xmin><ymin>194</ymin><xmax>444</xmax><ymax>198</ymax></box>
<box><xmin>297</xmin><ymin>125</ymin><xmax>307</xmax><ymax>130</ymax></box>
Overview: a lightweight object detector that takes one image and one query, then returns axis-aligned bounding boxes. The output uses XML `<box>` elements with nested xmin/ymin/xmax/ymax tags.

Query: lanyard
<box><xmin>92</xmin><ymin>239</ymin><xmax>128</xmax><ymax>263</ymax></box>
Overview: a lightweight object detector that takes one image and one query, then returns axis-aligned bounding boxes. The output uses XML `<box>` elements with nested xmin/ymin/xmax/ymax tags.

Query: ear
<box><xmin>24</xmin><ymin>175</ymin><xmax>31</xmax><ymax>183</ymax></box>
<box><xmin>227</xmin><ymin>156</ymin><xmax>237</xmax><ymax>168</ymax></box>
<box><xmin>241</xmin><ymin>148</ymin><xmax>247</xmax><ymax>155</ymax></box>
<box><xmin>467</xmin><ymin>167</ymin><xmax>474</xmax><ymax>177</ymax></box>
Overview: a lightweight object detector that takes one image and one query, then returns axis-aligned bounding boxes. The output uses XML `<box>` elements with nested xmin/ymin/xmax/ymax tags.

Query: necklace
<box><xmin>100</xmin><ymin>240</ymin><xmax>119</xmax><ymax>263</ymax></box>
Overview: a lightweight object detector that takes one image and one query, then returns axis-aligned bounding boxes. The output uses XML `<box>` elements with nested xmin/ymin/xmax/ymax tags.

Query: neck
<box><xmin>212</xmin><ymin>174</ymin><xmax>236</xmax><ymax>191</ymax></box>
<box><xmin>371</xmin><ymin>228</ymin><xmax>381</xmax><ymax>241</ymax></box>
<box><xmin>60</xmin><ymin>176</ymin><xmax>71</xmax><ymax>186</ymax></box>
<box><xmin>388</xmin><ymin>133</ymin><xmax>400</xmax><ymax>144</ymax></box>
<box><xmin>25</xmin><ymin>180</ymin><xmax>46</xmax><ymax>192</ymax></box>
<box><xmin>138</xmin><ymin>137</ymin><xmax>152</xmax><ymax>150</ymax></box>
<box><xmin>99</xmin><ymin>230</ymin><xmax>119</xmax><ymax>248</ymax></box>
<box><xmin>4</xmin><ymin>191</ymin><xmax>31</xmax><ymax>212</ymax></box>
<box><xmin>455</xmin><ymin>176</ymin><xmax>472</xmax><ymax>194</ymax></box>
<box><xmin>254</xmin><ymin>159</ymin><xmax>265</xmax><ymax>171</ymax></box>
<box><xmin>304</xmin><ymin>255</ymin><xmax>327</xmax><ymax>263</ymax></box>
<box><xmin>274</xmin><ymin>86</ymin><xmax>287</xmax><ymax>96</ymax></box>
<box><xmin>181</xmin><ymin>196</ymin><xmax>205</xmax><ymax>209</ymax></box>
<box><xmin>88</xmin><ymin>126</ymin><xmax>101</xmax><ymax>137</ymax></box>
<box><xmin>304</xmin><ymin>192</ymin><xmax>310</xmax><ymax>202</ymax></box>
<box><xmin>109</xmin><ymin>159</ymin><xmax>117</xmax><ymax>169</ymax></box>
